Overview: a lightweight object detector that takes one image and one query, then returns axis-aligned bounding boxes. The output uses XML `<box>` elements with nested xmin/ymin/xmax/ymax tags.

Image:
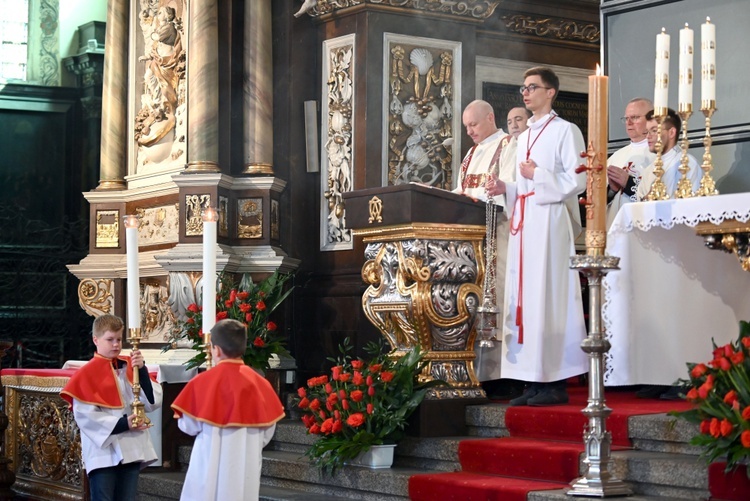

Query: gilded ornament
<box><xmin>78</xmin><ymin>278</ymin><xmax>114</xmax><ymax>317</ymax></box>
<box><xmin>501</xmin><ymin>14</ymin><xmax>600</xmax><ymax>44</ymax></box>
<box><xmin>368</xmin><ymin>196</ymin><xmax>383</xmax><ymax>224</ymax></box>
<box><xmin>185</xmin><ymin>194</ymin><xmax>210</xmax><ymax>236</ymax></box>
<box><xmin>95</xmin><ymin>210</ymin><xmax>119</xmax><ymax>248</ymax></box>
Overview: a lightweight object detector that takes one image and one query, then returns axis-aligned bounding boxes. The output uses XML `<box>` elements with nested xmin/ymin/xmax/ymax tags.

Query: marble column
<box><xmin>96</xmin><ymin>0</ymin><xmax>128</xmax><ymax>190</ymax></box>
<box><xmin>184</xmin><ymin>0</ymin><xmax>221</xmax><ymax>173</ymax></box>
<box><xmin>242</xmin><ymin>0</ymin><xmax>274</xmax><ymax>175</ymax></box>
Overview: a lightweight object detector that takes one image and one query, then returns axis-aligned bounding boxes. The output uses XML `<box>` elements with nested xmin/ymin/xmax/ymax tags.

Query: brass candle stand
<box><xmin>204</xmin><ymin>332</ymin><xmax>213</xmax><ymax>369</ymax></box>
<box><xmin>128</xmin><ymin>328</ymin><xmax>151</xmax><ymax>427</ymax></box>
<box><xmin>696</xmin><ymin>100</ymin><xmax>719</xmax><ymax>196</ymax></box>
<box><xmin>674</xmin><ymin>104</ymin><xmax>695</xmax><ymax>199</ymax></box>
<box><xmin>645</xmin><ymin>108</ymin><xmax>669</xmax><ymax>201</ymax></box>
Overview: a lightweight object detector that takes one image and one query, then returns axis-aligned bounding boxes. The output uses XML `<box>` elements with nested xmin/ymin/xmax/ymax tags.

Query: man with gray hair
<box><xmin>605</xmin><ymin>98</ymin><xmax>656</xmax><ymax>227</ymax></box>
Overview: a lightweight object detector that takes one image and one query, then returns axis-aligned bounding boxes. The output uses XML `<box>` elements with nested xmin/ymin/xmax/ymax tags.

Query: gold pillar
<box><xmin>243</xmin><ymin>0</ymin><xmax>274</xmax><ymax>175</ymax></box>
<box><xmin>96</xmin><ymin>0</ymin><xmax>129</xmax><ymax>190</ymax></box>
<box><xmin>184</xmin><ymin>0</ymin><xmax>221</xmax><ymax>173</ymax></box>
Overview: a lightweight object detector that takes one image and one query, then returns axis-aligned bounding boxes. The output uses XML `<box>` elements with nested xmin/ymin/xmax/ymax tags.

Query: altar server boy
<box><xmin>171</xmin><ymin>319</ymin><xmax>285</xmax><ymax>501</ymax></box>
<box><xmin>61</xmin><ymin>314</ymin><xmax>162</xmax><ymax>501</ymax></box>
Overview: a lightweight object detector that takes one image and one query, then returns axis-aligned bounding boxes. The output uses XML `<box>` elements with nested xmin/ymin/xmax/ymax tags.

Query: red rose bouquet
<box><xmin>293</xmin><ymin>338</ymin><xmax>443</xmax><ymax>473</ymax></box>
<box><xmin>170</xmin><ymin>271</ymin><xmax>293</xmax><ymax>370</ymax></box>
<box><xmin>673</xmin><ymin>320</ymin><xmax>750</xmax><ymax>476</ymax></box>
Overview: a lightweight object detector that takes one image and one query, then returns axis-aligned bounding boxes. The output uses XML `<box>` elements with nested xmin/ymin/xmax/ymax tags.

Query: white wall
<box><xmin>59</xmin><ymin>0</ymin><xmax>107</xmax><ymax>58</ymax></box>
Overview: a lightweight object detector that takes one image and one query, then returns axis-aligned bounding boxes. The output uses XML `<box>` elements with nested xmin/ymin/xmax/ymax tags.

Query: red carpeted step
<box><xmin>709</xmin><ymin>462</ymin><xmax>750</xmax><ymax>500</ymax></box>
<box><xmin>459</xmin><ymin>437</ymin><xmax>583</xmax><ymax>482</ymax></box>
<box><xmin>408</xmin><ymin>471</ymin><xmax>567</xmax><ymax>501</ymax></box>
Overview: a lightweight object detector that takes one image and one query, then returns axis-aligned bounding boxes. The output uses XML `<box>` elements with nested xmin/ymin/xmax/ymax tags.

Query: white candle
<box><xmin>202</xmin><ymin>207</ymin><xmax>218</xmax><ymax>335</ymax></box>
<box><xmin>678</xmin><ymin>23</ymin><xmax>693</xmax><ymax>108</ymax></box>
<box><xmin>654</xmin><ymin>28</ymin><xmax>670</xmax><ymax>110</ymax></box>
<box><xmin>701</xmin><ymin>17</ymin><xmax>716</xmax><ymax>103</ymax></box>
<box><xmin>124</xmin><ymin>215</ymin><xmax>140</xmax><ymax>329</ymax></box>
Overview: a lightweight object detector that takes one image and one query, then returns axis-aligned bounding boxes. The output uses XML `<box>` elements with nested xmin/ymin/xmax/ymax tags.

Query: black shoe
<box><xmin>635</xmin><ymin>385</ymin><xmax>670</xmax><ymax>399</ymax></box>
<box><xmin>527</xmin><ymin>386</ymin><xmax>569</xmax><ymax>406</ymax></box>
<box><xmin>660</xmin><ymin>385</ymin><xmax>685</xmax><ymax>401</ymax></box>
<box><xmin>508</xmin><ymin>384</ymin><xmax>541</xmax><ymax>406</ymax></box>
<box><xmin>483</xmin><ymin>379</ymin><xmax>525</xmax><ymax>400</ymax></box>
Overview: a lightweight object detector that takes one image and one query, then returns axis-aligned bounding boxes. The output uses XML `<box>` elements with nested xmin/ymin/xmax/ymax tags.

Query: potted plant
<box><xmin>294</xmin><ymin>338</ymin><xmax>443</xmax><ymax>474</ymax></box>
<box><xmin>168</xmin><ymin>271</ymin><xmax>293</xmax><ymax>371</ymax></box>
<box><xmin>672</xmin><ymin>320</ymin><xmax>750</xmax><ymax>477</ymax></box>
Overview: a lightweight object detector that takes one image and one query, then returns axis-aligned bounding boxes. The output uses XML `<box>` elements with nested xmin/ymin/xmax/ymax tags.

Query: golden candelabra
<box><xmin>128</xmin><ymin>328</ymin><xmax>151</xmax><ymax>427</ymax></box>
<box><xmin>674</xmin><ymin>104</ymin><xmax>695</xmax><ymax>199</ymax></box>
<box><xmin>696</xmin><ymin>100</ymin><xmax>719</xmax><ymax>196</ymax></box>
<box><xmin>645</xmin><ymin>108</ymin><xmax>669</xmax><ymax>201</ymax></box>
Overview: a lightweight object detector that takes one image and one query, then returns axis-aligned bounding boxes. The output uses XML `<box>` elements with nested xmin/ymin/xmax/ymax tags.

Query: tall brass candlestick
<box><xmin>674</xmin><ymin>104</ymin><xmax>694</xmax><ymax>199</ymax></box>
<box><xmin>128</xmin><ymin>328</ymin><xmax>151</xmax><ymax>428</ymax></box>
<box><xmin>585</xmin><ymin>66</ymin><xmax>608</xmax><ymax>256</ymax></box>
<box><xmin>696</xmin><ymin>100</ymin><xmax>719</xmax><ymax>196</ymax></box>
<box><xmin>645</xmin><ymin>108</ymin><xmax>669</xmax><ymax>201</ymax></box>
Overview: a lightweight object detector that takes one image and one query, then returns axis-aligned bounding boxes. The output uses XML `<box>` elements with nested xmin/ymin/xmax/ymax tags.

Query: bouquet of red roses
<box><xmin>673</xmin><ymin>320</ymin><xmax>750</xmax><ymax>476</ymax></box>
<box><xmin>294</xmin><ymin>338</ymin><xmax>443</xmax><ymax>474</ymax></box>
<box><xmin>172</xmin><ymin>271</ymin><xmax>292</xmax><ymax>370</ymax></box>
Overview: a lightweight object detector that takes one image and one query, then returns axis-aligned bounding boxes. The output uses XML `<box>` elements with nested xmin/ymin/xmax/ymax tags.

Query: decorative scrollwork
<box><xmin>306</xmin><ymin>0</ymin><xmax>501</xmax><ymax>19</ymax></box>
<box><xmin>501</xmin><ymin>14</ymin><xmax>600</xmax><ymax>44</ymax></box>
<box><xmin>78</xmin><ymin>278</ymin><xmax>114</xmax><ymax>317</ymax></box>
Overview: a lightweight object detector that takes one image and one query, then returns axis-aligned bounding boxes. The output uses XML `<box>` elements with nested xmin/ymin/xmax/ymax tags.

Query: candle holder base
<box><xmin>128</xmin><ymin>328</ymin><xmax>152</xmax><ymax>428</ymax></box>
<box><xmin>696</xmin><ymin>105</ymin><xmax>719</xmax><ymax>197</ymax></box>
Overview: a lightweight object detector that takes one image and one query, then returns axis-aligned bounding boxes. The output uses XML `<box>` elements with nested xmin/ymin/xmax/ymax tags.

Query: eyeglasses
<box><xmin>620</xmin><ymin>115</ymin><xmax>643</xmax><ymax>123</ymax></box>
<box><xmin>519</xmin><ymin>84</ymin><xmax>551</xmax><ymax>94</ymax></box>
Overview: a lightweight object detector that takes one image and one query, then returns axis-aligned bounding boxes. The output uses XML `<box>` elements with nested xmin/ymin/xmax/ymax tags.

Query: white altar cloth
<box><xmin>603</xmin><ymin>193</ymin><xmax>750</xmax><ymax>386</ymax></box>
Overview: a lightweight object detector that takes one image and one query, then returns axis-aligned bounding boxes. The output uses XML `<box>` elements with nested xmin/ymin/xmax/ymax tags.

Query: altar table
<box><xmin>603</xmin><ymin>193</ymin><xmax>750</xmax><ymax>387</ymax></box>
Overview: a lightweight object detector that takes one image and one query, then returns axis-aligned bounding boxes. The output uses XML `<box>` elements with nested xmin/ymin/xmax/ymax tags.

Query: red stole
<box><xmin>60</xmin><ymin>353</ymin><xmax>134</xmax><ymax>409</ymax></box>
<box><xmin>171</xmin><ymin>359</ymin><xmax>285</xmax><ymax>428</ymax></box>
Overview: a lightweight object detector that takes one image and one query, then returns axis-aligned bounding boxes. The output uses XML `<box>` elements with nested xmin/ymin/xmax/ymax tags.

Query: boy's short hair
<box><xmin>645</xmin><ymin>108</ymin><xmax>681</xmax><ymax>132</ymax></box>
<box><xmin>523</xmin><ymin>66</ymin><xmax>560</xmax><ymax>101</ymax></box>
<box><xmin>92</xmin><ymin>314</ymin><xmax>125</xmax><ymax>338</ymax></box>
<box><xmin>210</xmin><ymin>319</ymin><xmax>247</xmax><ymax>358</ymax></box>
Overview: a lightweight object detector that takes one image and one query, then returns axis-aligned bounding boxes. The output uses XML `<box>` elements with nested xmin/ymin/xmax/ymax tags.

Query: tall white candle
<box><xmin>202</xmin><ymin>207</ymin><xmax>218</xmax><ymax>335</ymax></box>
<box><xmin>701</xmin><ymin>17</ymin><xmax>716</xmax><ymax>103</ymax></box>
<box><xmin>654</xmin><ymin>28</ymin><xmax>670</xmax><ymax>110</ymax></box>
<box><xmin>678</xmin><ymin>23</ymin><xmax>693</xmax><ymax>108</ymax></box>
<box><xmin>124</xmin><ymin>215</ymin><xmax>140</xmax><ymax>329</ymax></box>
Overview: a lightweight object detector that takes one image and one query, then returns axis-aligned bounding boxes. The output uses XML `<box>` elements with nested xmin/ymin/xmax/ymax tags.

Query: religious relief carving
<box><xmin>135</xmin><ymin>204</ymin><xmax>179</xmax><ymax>246</ymax></box>
<box><xmin>237</xmin><ymin>198</ymin><xmax>263</xmax><ymax>239</ymax></box>
<box><xmin>385</xmin><ymin>35</ymin><xmax>459</xmax><ymax>189</ymax></box>
<box><xmin>141</xmin><ymin>279</ymin><xmax>176</xmax><ymax>342</ymax></box>
<box><xmin>303</xmin><ymin>0</ymin><xmax>500</xmax><ymax>19</ymax></box>
<box><xmin>185</xmin><ymin>194</ymin><xmax>210</xmax><ymax>236</ymax></box>
<box><xmin>218</xmin><ymin>196</ymin><xmax>229</xmax><ymax>237</ymax></box>
<box><xmin>361</xmin><ymin>238</ymin><xmax>484</xmax><ymax>397</ymax></box>
<box><xmin>501</xmin><ymin>14</ymin><xmax>600</xmax><ymax>44</ymax></box>
<box><xmin>78</xmin><ymin>278</ymin><xmax>114</xmax><ymax>317</ymax></box>
<box><xmin>15</xmin><ymin>392</ymin><xmax>82</xmax><ymax>490</ymax></box>
<box><xmin>270</xmin><ymin>200</ymin><xmax>280</xmax><ymax>240</ymax></box>
<box><xmin>167</xmin><ymin>271</ymin><xmax>202</xmax><ymax>347</ymax></box>
<box><xmin>95</xmin><ymin>210</ymin><xmax>119</xmax><ymax>248</ymax></box>
<box><xmin>321</xmin><ymin>35</ymin><xmax>355</xmax><ymax>251</ymax></box>
<box><xmin>135</xmin><ymin>0</ymin><xmax>187</xmax><ymax>168</ymax></box>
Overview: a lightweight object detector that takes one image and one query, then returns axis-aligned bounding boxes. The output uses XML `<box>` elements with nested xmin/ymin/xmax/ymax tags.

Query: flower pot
<box><xmin>347</xmin><ymin>444</ymin><xmax>396</xmax><ymax>469</ymax></box>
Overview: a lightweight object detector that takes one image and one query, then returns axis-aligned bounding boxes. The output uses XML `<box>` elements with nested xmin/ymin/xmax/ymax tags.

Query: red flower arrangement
<box><xmin>294</xmin><ymin>338</ymin><xmax>443</xmax><ymax>473</ymax></box>
<box><xmin>673</xmin><ymin>321</ymin><xmax>750</xmax><ymax>476</ymax></box>
<box><xmin>170</xmin><ymin>271</ymin><xmax>293</xmax><ymax>371</ymax></box>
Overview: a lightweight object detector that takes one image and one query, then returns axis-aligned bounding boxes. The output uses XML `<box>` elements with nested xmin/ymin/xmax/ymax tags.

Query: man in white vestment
<box><xmin>605</xmin><ymin>98</ymin><xmax>655</xmax><ymax>227</ymax></box>
<box><xmin>636</xmin><ymin>108</ymin><xmax>702</xmax><ymax>201</ymax></box>
<box><xmin>486</xmin><ymin>66</ymin><xmax>587</xmax><ymax>406</ymax></box>
<box><xmin>454</xmin><ymin>100</ymin><xmax>521</xmax><ymax>398</ymax></box>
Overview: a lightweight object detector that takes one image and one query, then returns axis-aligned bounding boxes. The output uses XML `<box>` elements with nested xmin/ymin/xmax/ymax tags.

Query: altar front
<box><xmin>603</xmin><ymin>193</ymin><xmax>750</xmax><ymax>387</ymax></box>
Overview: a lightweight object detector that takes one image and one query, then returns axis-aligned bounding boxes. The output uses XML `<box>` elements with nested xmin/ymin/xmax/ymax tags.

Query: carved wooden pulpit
<box><xmin>344</xmin><ymin>183</ymin><xmax>493</xmax><ymax>408</ymax></box>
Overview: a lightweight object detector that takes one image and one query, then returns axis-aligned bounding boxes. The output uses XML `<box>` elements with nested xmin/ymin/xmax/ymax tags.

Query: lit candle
<box><xmin>701</xmin><ymin>17</ymin><xmax>716</xmax><ymax>104</ymax></box>
<box><xmin>654</xmin><ymin>27</ymin><xmax>670</xmax><ymax>111</ymax></box>
<box><xmin>679</xmin><ymin>23</ymin><xmax>693</xmax><ymax>110</ymax></box>
<box><xmin>588</xmin><ymin>64</ymin><xmax>608</xmax><ymax>246</ymax></box>
<box><xmin>123</xmin><ymin>215</ymin><xmax>140</xmax><ymax>329</ymax></box>
<box><xmin>202</xmin><ymin>207</ymin><xmax>218</xmax><ymax>336</ymax></box>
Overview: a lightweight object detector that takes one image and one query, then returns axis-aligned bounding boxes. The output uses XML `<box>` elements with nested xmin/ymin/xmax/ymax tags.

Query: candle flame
<box><xmin>595</xmin><ymin>63</ymin><xmax>602</xmax><ymax>76</ymax></box>
<box><xmin>123</xmin><ymin>214</ymin><xmax>139</xmax><ymax>229</ymax></box>
<box><xmin>706</xmin><ymin>16</ymin><xmax>711</xmax><ymax>23</ymax></box>
<box><xmin>661</xmin><ymin>27</ymin><xmax>666</xmax><ymax>33</ymax></box>
<box><xmin>202</xmin><ymin>207</ymin><xmax>219</xmax><ymax>223</ymax></box>
<box><xmin>685</xmin><ymin>22</ymin><xmax>689</xmax><ymax>28</ymax></box>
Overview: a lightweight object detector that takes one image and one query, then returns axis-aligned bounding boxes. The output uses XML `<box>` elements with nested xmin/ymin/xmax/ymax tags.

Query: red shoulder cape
<box><xmin>60</xmin><ymin>353</ymin><xmax>134</xmax><ymax>409</ymax></box>
<box><xmin>171</xmin><ymin>359</ymin><xmax>285</xmax><ymax>427</ymax></box>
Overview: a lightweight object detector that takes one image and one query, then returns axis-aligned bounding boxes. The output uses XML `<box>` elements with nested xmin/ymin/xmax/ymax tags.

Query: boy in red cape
<box><xmin>172</xmin><ymin>319</ymin><xmax>285</xmax><ymax>501</ymax></box>
<box><xmin>60</xmin><ymin>314</ymin><xmax>162</xmax><ymax>501</ymax></box>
